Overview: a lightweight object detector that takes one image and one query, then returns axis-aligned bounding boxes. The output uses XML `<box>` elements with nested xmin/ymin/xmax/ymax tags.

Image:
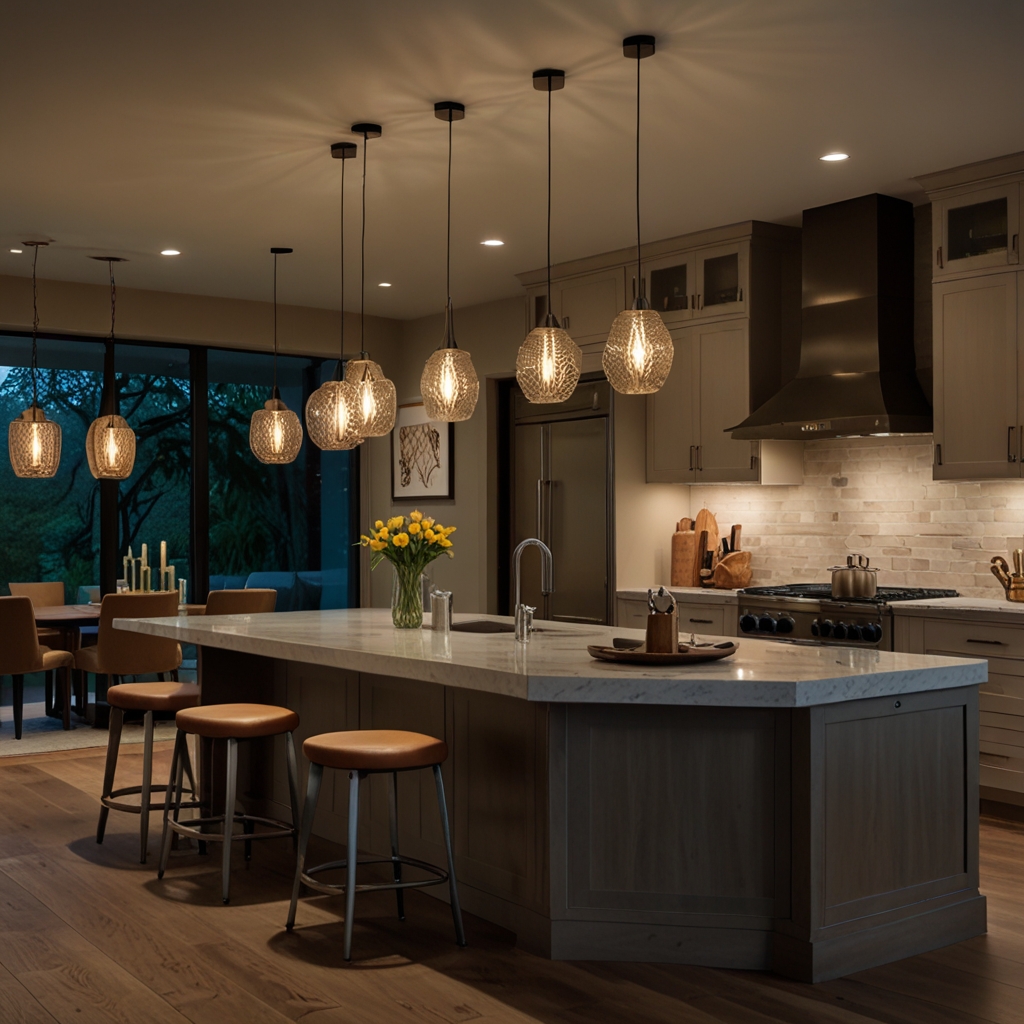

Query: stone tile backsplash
<box><xmin>690</xmin><ymin>436</ymin><xmax>1024</xmax><ymax>599</ymax></box>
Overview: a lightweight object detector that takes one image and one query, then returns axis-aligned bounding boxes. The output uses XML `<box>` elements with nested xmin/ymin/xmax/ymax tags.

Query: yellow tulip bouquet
<box><xmin>360</xmin><ymin>510</ymin><xmax>456</xmax><ymax>628</ymax></box>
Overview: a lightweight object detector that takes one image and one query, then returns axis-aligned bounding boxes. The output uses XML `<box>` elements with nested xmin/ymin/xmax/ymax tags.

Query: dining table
<box><xmin>33</xmin><ymin>604</ymin><xmax>100</xmax><ymax>720</ymax></box>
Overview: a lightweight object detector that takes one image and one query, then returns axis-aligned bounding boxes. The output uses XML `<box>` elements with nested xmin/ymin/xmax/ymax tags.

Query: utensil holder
<box><xmin>645</xmin><ymin>608</ymin><xmax>678</xmax><ymax>654</ymax></box>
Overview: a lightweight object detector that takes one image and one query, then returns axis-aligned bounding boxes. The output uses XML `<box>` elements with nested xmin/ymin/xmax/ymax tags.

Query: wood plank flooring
<box><xmin>0</xmin><ymin>741</ymin><xmax>1021</xmax><ymax>1023</ymax></box>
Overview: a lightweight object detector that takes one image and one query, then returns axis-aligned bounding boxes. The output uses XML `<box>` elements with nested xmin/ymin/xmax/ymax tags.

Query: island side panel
<box><xmin>549</xmin><ymin>702</ymin><xmax>786</xmax><ymax>967</ymax></box>
<box><xmin>775</xmin><ymin>684</ymin><xmax>986</xmax><ymax>983</ymax></box>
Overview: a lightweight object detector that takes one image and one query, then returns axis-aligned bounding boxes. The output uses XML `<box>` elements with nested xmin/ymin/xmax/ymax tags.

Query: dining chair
<box><xmin>203</xmin><ymin>588</ymin><xmax>277</xmax><ymax>616</ymax></box>
<box><xmin>0</xmin><ymin>596</ymin><xmax>75</xmax><ymax>737</ymax></box>
<box><xmin>8</xmin><ymin>581</ymin><xmax>75</xmax><ymax>716</ymax></box>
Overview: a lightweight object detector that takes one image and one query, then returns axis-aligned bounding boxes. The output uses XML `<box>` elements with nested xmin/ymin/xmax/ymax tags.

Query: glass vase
<box><xmin>391</xmin><ymin>565</ymin><xmax>423</xmax><ymax>629</ymax></box>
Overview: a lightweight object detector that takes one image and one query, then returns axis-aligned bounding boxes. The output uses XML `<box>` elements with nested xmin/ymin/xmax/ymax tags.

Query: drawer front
<box><xmin>616</xmin><ymin>599</ymin><xmax>647</xmax><ymax>630</ymax></box>
<box><xmin>980</xmin><ymin>688</ymin><xmax>1024</xmax><ymax>715</ymax></box>
<box><xmin>980</xmin><ymin>710</ymin><xmax>1024</xmax><ymax>733</ymax></box>
<box><xmin>924</xmin><ymin>619</ymin><xmax>1024</xmax><ymax>660</ymax></box>
<box><xmin>981</xmin><ymin>760</ymin><xmax>1024</xmax><ymax>793</ymax></box>
<box><xmin>676</xmin><ymin>603</ymin><xmax>726</xmax><ymax>635</ymax></box>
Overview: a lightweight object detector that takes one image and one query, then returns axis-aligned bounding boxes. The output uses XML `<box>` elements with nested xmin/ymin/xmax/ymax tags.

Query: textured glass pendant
<box><xmin>603</xmin><ymin>306</ymin><xmax>673</xmax><ymax>394</ymax></box>
<box><xmin>517</xmin><ymin>321</ymin><xmax>581</xmax><ymax>403</ymax></box>
<box><xmin>9</xmin><ymin>405</ymin><xmax>61</xmax><ymax>478</ymax></box>
<box><xmin>86</xmin><ymin>414</ymin><xmax>136</xmax><ymax>479</ymax></box>
<box><xmin>345</xmin><ymin>358</ymin><xmax>396</xmax><ymax>436</ymax></box>
<box><xmin>305</xmin><ymin>378</ymin><xmax>362</xmax><ymax>450</ymax></box>
<box><xmin>251</xmin><ymin>393</ymin><xmax>304</xmax><ymax>463</ymax></box>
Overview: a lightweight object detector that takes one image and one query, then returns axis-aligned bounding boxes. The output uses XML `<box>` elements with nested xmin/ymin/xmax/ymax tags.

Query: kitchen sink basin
<box><xmin>450</xmin><ymin>619</ymin><xmax>515</xmax><ymax>633</ymax></box>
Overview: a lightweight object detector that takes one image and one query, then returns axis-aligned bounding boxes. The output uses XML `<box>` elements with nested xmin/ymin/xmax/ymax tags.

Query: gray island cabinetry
<box><xmin>117</xmin><ymin>609</ymin><xmax>986</xmax><ymax>983</ymax></box>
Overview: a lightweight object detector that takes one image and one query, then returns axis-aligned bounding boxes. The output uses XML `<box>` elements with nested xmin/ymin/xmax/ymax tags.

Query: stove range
<box><xmin>737</xmin><ymin>584</ymin><xmax>959</xmax><ymax>649</ymax></box>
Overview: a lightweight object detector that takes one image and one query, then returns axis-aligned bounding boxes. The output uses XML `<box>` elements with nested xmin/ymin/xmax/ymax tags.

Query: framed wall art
<box><xmin>391</xmin><ymin>401</ymin><xmax>455</xmax><ymax>501</ymax></box>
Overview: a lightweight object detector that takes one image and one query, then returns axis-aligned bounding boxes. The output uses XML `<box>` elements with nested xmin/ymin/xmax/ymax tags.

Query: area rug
<box><xmin>0</xmin><ymin>702</ymin><xmax>177</xmax><ymax>756</ymax></box>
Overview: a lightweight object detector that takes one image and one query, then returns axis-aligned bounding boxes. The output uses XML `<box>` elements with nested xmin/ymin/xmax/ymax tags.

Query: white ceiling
<box><xmin>3</xmin><ymin>1</ymin><xmax>1023</xmax><ymax>320</ymax></box>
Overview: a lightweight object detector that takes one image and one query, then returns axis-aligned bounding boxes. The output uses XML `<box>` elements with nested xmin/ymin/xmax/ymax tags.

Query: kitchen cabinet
<box><xmin>526</xmin><ymin>267</ymin><xmax>626</xmax><ymax>352</ymax></box>
<box><xmin>642</xmin><ymin>251</ymin><xmax>695</xmax><ymax>325</ymax></box>
<box><xmin>616</xmin><ymin>594</ymin><xmax>737</xmax><ymax>636</ymax></box>
<box><xmin>895</xmin><ymin>607</ymin><xmax>1024</xmax><ymax>802</ymax></box>
<box><xmin>640</xmin><ymin>241</ymin><xmax>750</xmax><ymax>327</ymax></box>
<box><xmin>932</xmin><ymin>272</ymin><xmax>1019</xmax><ymax>479</ymax></box>
<box><xmin>933</xmin><ymin>182</ymin><xmax>1020</xmax><ymax>279</ymax></box>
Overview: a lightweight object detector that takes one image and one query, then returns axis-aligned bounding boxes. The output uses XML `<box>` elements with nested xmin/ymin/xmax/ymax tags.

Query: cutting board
<box><xmin>692</xmin><ymin>508</ymin><xmax>719</xmax><ymax>586</ymax></box>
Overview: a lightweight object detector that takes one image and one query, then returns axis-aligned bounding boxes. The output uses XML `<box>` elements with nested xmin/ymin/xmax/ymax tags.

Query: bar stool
<box><xmin>99</xmin><ymin>680</ymin><xmax>199</xmax><ymax>862</ymax></box>
<box><xmin>286</xmin><ymin>729</ymin><xmax>466</xmax><ymax>960</ymax></box>
<box><xmin>0</xmin><ymin>596</ymin><xmax>75</xmax><ymax>737</ymax></box>
<box><xmin>159</xmin><ymin>703</ymin><xmax>300</xmax><ymax>904</ymax></box>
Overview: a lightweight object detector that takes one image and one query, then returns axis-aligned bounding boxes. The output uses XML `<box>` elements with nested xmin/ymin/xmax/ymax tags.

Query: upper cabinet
<box><xmin>934</xmin><ymin>183</ymin><xmax>1020</xmax><ymax>278</ymax></box>
<box><xmin>641</xmin><ymin>240</ymin><xmax>750</xmax><ymax>325</ymax></box>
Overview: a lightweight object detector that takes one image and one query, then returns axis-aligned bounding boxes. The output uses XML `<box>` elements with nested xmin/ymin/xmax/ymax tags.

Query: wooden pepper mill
<box><xmin>645</xmin><ymin>587</ymin><xmax>679</xmax><ymax>654</ymax></box>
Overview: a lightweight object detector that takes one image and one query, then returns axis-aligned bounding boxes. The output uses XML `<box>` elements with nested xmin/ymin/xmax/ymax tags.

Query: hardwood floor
<box><xmin>0</xmin><ymin>741</ymin><xmax>1021</xmax><ymax>1024</ymax></box>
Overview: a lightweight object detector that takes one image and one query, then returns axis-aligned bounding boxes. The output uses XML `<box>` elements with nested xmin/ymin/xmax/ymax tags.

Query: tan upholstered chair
<box><xmin>0</xmin><ymin>596</ymin><xmax>75</xmax><ymax>738</ymax></box>
<box><xmin>204</xmin><ymin>588</ymin><xmax>277</xmax><ymax>615</ymax></box>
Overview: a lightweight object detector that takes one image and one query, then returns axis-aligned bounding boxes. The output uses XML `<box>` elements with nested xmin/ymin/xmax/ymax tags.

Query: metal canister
<box><xmin>430</xmin><ymin>589</ymin><xmax>452</xmax><ymax>632</ymax></box>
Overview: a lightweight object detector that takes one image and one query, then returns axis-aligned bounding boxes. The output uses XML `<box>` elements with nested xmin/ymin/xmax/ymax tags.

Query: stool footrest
<box><xmin>166</xmin><ymin>812</ymin><xmax>296</xmax><ymax>845</ymax></box>
<box><xmin>301</xmin><ymin>854</ymin><xmax>448</xmax><ymax>898</ymax></box>
<box><xmin>102</xmin><ymin>784</ymin><xmax>199</xmax><ymax>817</ymax></box>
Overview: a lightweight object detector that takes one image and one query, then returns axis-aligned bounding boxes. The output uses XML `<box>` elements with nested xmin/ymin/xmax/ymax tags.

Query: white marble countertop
<box><xmin>114</xmin><ymin>608</ymin><xmax>985</xmax><ymax>708</ymax></box>
<box><xmin>893</xmin><ymin>596</ymin><xmax>1024</xmax><ymax>620</ymax></box>
<box><xmin>617</xmin><ymin>587</ymin><xmax>739</xmax><ymax>605</ymax></box>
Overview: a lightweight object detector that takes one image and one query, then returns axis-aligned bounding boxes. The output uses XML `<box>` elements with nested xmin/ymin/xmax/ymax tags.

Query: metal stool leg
<box><xmin>158</xmin><ymin>730</ymin><xmax>187</xmax><ymax>877</ymax></box>
<box><xmin>285</xmin><ymin>732</ymin><xmax>301</xmax><ymax>850</ymax></box>
<box><xmin>343</xmin><ymin>770</ymin><xmax>361</xmax><ymax>961</ymax></box>
<box><xmin>433</xmin><ymin>764</ymin><xmax>466</xmax><ymax>946</ymax></box>
<box><xmin>389</xmin><ymin>770</ymin><xmax>405</xmax><ymax>921</ymax></box>
<box><xmin>222</xmin><ymin>737</ymin><xmax>238</xmax><ymax>904</ymax></box>
<box><xmin>139</xmin><ymin>710</ymin><xmax>154</xmax><ymax>863</ymax></box>
<box><xmin>286</xmin><ymin>761</ymin><xmax>323</xmax><ymax>930</ymax></box>
<box><xmin>97</xmin><ymin>708</ymin><xmax>124</xmax><ymax>843</ymax></box>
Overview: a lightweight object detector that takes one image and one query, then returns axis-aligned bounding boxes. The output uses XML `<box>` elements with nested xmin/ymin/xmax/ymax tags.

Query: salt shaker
<box><xmin>430</xmin><ymin>589</ymin><xmax>452</xmax><ymax>633</ymax></box>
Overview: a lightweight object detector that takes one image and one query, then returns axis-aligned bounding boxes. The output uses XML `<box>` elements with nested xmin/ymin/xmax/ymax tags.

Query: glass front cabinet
<box><xmin>934</xmin><ymin>183</ymin><xmax>1020</xmax><ymax>278</ymax></box>
<box><xmin>642</xmin><ymin>241</ymin><xmax>749</xmax><ymax>325</ymax></box>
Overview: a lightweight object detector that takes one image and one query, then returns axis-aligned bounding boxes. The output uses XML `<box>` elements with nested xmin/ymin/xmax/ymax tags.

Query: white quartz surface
<box><xmin>114</xmin><ymin>608</ymin><xmax>985</xmax><ymax>708</ymax></box>
<box><xmin>894</xmin><ymin>597</ymin><xmax>1024</xmax><ymax>620</ymax></box>
<box><xmin>617</xmin><ymin>587</ymin><xmax>739</xmax><ymax>605</ymax></box>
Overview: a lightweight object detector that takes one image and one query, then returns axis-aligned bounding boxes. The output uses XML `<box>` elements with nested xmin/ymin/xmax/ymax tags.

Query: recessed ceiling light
<box><xmin>160</xmin><ymin>249</ymin><xmax>180</xmax><ymax>256</ymax></box>
<box><xmin>10</xmin><ymin>248</ymin><xmax>22</xmax><ymax>253</ymax></box>
<box><xmin>378</xmin><ymin>282</ymin><xmax>391</xmax><ymax>287</ymax></box>
<box><xmin>481</xmin><ymin>239</ymin><xmax>504</xmax><ymax>246</ymax></box>
<box><xmin>820</xmin><ymin>152</ymin><xmax>849</xmax><ymax>162</ymax></box>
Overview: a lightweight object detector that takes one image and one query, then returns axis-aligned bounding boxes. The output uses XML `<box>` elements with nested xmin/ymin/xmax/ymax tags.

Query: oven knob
<box><xmin>862</xmin><ymin>622</ymin><xmax>882</xmax><ymax>643</ymax></box>
<box><xmin>739</xmin><ymin>613</ymin><xmax>758</xmax><ymax>633</ymax></box>
<box><xmin>832</xmin><ymin>622</ymin><xmax>848</xmax><ymax>640</ymax></box>
<box><xmin>811</xmin><ymin>619</ymin><xmax>820</xmax><ymax>636</ymax></box>
<box><xmin>776</xmin><ymin>616</ymin><xmax>794</xmax><ymax>634</ymax></box>
<box><xmin>846</xmin><ymin>623</ymin><xmax>863</xmax><ymax>641</ymax></box>
<box><xmin>758</xmin><ymin>614</ymin><xmax>777</xmax><ymax>633</ymax></box>
<box><xmin>819</xmin><ymin>619</ymin><xmax>834</xmax><ymax>637</ymax></box>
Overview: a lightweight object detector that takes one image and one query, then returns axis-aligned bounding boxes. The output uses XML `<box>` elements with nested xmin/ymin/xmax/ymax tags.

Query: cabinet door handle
<box><xmin>936</xmin><ymin>246</ymin><xmax>943</xmax><ymax>268</ymax></box>
<box><xmin>738</xmin><ymin>287</ymin><xmax>743</xmax><ymax>302</ymax></box>
<box><xmin>1019</xmin><ymin>425</ymin><xmax>1022</xmax><ymax>464</ymax></box>
<box><xmin>689</xmin><ymin>445</ymin><xmax>695</xmax><ymax>471</ymax></box>
<box><xmin>536</xmin><ymin>479</ymin><xmax>543</xmax><ymax>534</ymax></box>
<box><xmin>967</xmin><ymin>638</ymin><xmax>1007</xmax><ymax>646</ymax></box>
<box><xmin>1010</xmin><ymin>426</ymin><xmax>1017</xmax><ymax>463</ymax></box>
<box><xmin>1014</xmin><ymin>234</ymin><xmax>1020</xmax><ymax>261</ymax></box>
<box><xmin>689</xmin><ymin>618</ymin><xmax>713</xmax><ymax>624</ymax></box>
<box><xmin>697</xmin><ymin>445</ymin><xmax>703</xmax><ymax>471</ymax></box>
<box><xmin>935</xmin><ymin>442</ymin><xmax>942</xmax><ymax>466</ymax></box>
<box><xmin>562</xmin><ymin>315</ymin><xmax>570</xmax><ymax>329</ymax></box>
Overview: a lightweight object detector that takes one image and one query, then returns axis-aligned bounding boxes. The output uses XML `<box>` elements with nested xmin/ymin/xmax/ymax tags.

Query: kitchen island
<box><xmin>117</xmin><ymin>609</ymin><xmax>987</xmax><ymax>982</ymax></box>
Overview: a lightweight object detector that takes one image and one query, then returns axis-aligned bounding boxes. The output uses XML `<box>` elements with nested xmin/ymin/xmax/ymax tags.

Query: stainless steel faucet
<box><xmin>513</xmin><ymin>537</ymin><xmax>553</xmax><ymax>642</ymax></box>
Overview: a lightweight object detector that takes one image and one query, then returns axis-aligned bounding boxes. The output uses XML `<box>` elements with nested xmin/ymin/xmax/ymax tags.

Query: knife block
<box><xmin>645</xmin><ymin>608</ymin><xmax>679</xmax><ymax>654</ymax></box>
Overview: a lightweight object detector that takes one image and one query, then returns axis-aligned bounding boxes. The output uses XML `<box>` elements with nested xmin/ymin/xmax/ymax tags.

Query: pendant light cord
<box><xmin>447</xmin><ymin>114</ymin><xmax>452</xmax><ymax>311</ymax></box>
<box><xmin>360</xmin><ymin>133</ymin><xmax>367</xmax><ymax>358</ymax></box>
<box><xmin>272</xmin><ymin>251</ymin><xmax>279</xmax><ymax>394</ymax></box>
<box><xmin>30</xmin><ymin>243</ymin><xmax>40</xmax><ymax>407</ymax></box>
<box><xmin>546</xmin><ymin>81</ymin><xmax>552</xmax><ymax>313</ymax></box>
<box><xmin>635</xmin><ymin>51</ymin><xmax>642</xmax><ymax>287</ymax></box>
<box><xmin>108</xmin><ymin>260</ymin><xmax>117</xmax><ymax>424</ymax></box>
<box><xmin>340</xmin><ymin>153</ymin><xmax>346</xmax><ymax>360</ymax></box>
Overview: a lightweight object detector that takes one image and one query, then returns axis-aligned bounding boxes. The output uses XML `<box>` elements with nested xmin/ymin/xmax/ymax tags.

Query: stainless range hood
<box><xmin>730</xmin><ymin>193</ymin><xmax>932</xmax><ymax>441</ymax></box>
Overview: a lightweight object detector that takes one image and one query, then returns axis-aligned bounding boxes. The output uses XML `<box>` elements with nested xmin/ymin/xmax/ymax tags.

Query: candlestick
<box><xmin>160</xmin><ymin>540</ymin><xmax>167</xmax><ymax>571</ymax></box>
<box><xmin>142</xmin><ymin>565</ymin><xmax>151</xmax><ymax>592</ymax></box>
<box><xmin>168</xmin><ymin>565</ymin><xmax>175</xmax><ymax>594</ymax></box>
<box><xmin>178</xmin><ymin>578</ymin><xmax>187</xmax><ymax>604</ymax></box>
<box><xmin>131</xmin><ymin>558</ymin><xmax>138</xmax><ymax>592</ymax></box>
<box><xmin>141</xmin><ymin>542</ymin><xmax>148</xmax><ymax>568</ymax></box>
<box><xmin>123</xmin><ymin>554</ymin><xmax>130</xmax><ymax>585</ymax></box>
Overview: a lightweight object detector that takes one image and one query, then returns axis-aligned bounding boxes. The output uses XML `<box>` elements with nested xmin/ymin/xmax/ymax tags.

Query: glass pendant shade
<box><xmin>305</xmin><ymin>379</ymin><xmax>363</xmax><ymax>450</ymax></box>
<box><xmin>86</xmin><ymin>414</ymin><xmax>136</xmax><ymax>480</ymax></box>
<box><xmin>250</xmin><ymin>397</ymin><xmax>303</xmax><ymax>464</ymax></box>
<box><xmin>8</xmin><ymin>405</ymin><xmax>62</xmax><ymax>478</ymax></box>
<box><xmin>344</xmin><ymin>358</ymin><xmax>397</xmax><ymax>436</ymax></box>
<box><xmin>421</xmin><ymin>348</ymin><xmax>479</xmax><ymax>422</ymax></box>
<box><xmin>603</xmin><ymin>307</ymin><xmax>674</xmax><ymax>395</ymax></box>
<box><xmin>516</xmin><ymin>324</ymin><xmax>582</xmax><ymax>403</ymax></box>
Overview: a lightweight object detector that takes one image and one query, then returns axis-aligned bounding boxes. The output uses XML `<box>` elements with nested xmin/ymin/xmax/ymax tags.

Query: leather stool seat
<box><xmin>176</xmin><ymin>703</ymin><xmax>299</xmax><ymax>739</ymax></box>
<box><xmin>107</xmin><ymin>681</ymin><xmax>199</xmax><ymax>713</ymax></box>
<box><xmin>304</xmin><ymin>730</ymin><xmax>448</xmax><ymax>772</ymax></box>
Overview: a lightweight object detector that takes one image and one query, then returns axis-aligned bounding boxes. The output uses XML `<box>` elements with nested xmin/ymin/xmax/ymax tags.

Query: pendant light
<box><xmin>305</xmin><ymin>141</ymin><xmax>362</xmax><ymax>451</ymax></box>
<box><xmin>516</xmin><ymin>69</ymin><xmax>582</xmax><ymax>404</ymax></box>
<box><xmin>344</xmin><ymin>122</ymin><xmax>397</xmax><ymax>437</ymax></box>
<box><xmin>250</xmin><ymin>248</ymin><xmax>303</xmax><ymax>464</ymax></box>
<box><xmin>8</xmin><ymin>241</ymin><xmax>62</xmax><ymax>478</ymax></box>
<box><xmin>602</xmin><ymin>35</ymin><xmax>674</xmax><ymax>395</ymax></box>
<box><xmin>420</xmin><ymin>101</ymin><xmax>480</xmax><ymax>423</ymax></box>
<box><xmin>86</xmin><ymin>257</ymin><xmax>136</xmax><ymax>480</ymax></box>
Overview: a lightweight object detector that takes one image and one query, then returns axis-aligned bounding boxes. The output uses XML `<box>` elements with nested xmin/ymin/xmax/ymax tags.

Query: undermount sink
<box><xmin>450</xmin><ymin>619</ymin><xmax>515</xmax><ymax>633</ymax></box>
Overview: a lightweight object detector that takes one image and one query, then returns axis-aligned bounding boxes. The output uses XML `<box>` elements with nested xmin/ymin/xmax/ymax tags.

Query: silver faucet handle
<box><xmin>515</xmin><ymin>603</ymin><xmax>535</xmax><ymax>643</ymax></box>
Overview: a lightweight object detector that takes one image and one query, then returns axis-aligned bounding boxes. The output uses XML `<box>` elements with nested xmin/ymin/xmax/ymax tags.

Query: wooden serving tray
<box><xmin>587</xmin><ymin>641</ymin><xmax>738</xmax><ymax>665</ymax></box>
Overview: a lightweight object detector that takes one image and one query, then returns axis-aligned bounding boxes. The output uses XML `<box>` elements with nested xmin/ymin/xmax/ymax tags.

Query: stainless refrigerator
<box><xmin>511</xmin><ymin>379</ymin><xmax>612</xmax><ymax>625</ymax></box>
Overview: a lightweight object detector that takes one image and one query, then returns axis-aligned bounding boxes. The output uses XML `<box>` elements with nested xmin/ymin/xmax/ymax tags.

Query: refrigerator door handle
<box><xmin>536</xmin><ymin>479</ymin><xmax>543</xmax><ymax>536</ymax></box>
<box><xmin>545</xmin><ymin>479</ymin><xmax>555</xmax><ymax>591</ymax></box>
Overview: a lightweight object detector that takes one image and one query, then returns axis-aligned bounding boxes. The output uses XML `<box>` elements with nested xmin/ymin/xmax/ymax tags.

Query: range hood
<box><xmin>730</xmin><ymin>193</ymin><xmax>932</xmax><ymax>441</ymax></box>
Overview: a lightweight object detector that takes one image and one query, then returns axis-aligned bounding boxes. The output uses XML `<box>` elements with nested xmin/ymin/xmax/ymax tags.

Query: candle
<box><xmin>178</xmin><ymin>578</ymin><xmax>187</xmax><ymax>604</ymax></box>
<box><xmin>160</xmin><ymin>540</ymin><xmax>167</xmax><ymax>571</ymax></box>
<box><xmin>141</xmin><ymin>543</ymin><xmax>148</xmax><ymax>568</ymax></box>
<box><xmin>123</xmin><ymin>554</ymin><xmax>130</xmax><ymax>585</ymax></box>
<box><xmin>168</xmin><ymin>565</ymin><xmax>175</xmax><ymax>593</ymax></box>
<box><xmin>142</xmin><ymin>565</ymin><xmax>151</xmax><ymax>592</ymax></box>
